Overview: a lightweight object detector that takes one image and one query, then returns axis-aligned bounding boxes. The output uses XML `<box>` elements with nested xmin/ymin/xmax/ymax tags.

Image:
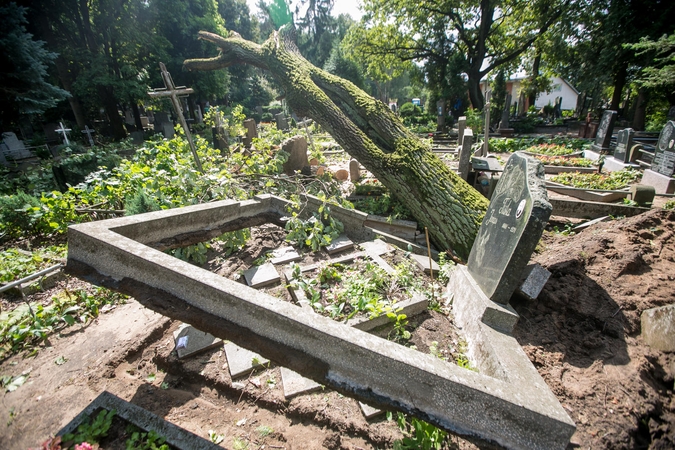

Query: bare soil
<box><xmin>1</xmin><ymin>209</ymin><xmax>674</xmax><ymax>449</ymax></box>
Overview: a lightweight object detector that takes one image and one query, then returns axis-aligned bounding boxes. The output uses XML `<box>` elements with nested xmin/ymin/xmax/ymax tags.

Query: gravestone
<box><xmin>275</xmin><ymin>112</ymin><xmax>289</xmax><ymax>131</ymax></box>
<box><xmin>153</xmin><ymin>112</ymin><xmax>170</xmax><ymax>133</ymax></box>
<box><xmin>651</xmin><ymin>121</ymin><xmax>675</xmax><ymax>177</ymax></box>
<box><xmin>82</xmin><ymin>125</ymin><xmax>96</xmax><ymax>146</ymax></box>
<box><xmin>173</xmin><ymin>323</ymin><xmax>222</xmax><ymax>359</ymax></box>
<box><xmin>55</xmin><ymin>122</ymin><xmax>72</xmax><ymax>146</ymax></box>
<box><xmin>458</xmin><ymin>128</ymin><xmax>474</xmax><ymax>181</ymax></box>
<box><xmin>349</xmin><ymin>158</ymin><xmax>360</xmax><ymax>182</ymax></box>
<box><xmin>467</xmin><ymin>152</ymin><xmax>552</xmax><ymax>305</ymax></box>
<box><xmin>244</xmin><ymin>118</ymin><xmax>257</xmax><ymax>139</ymax></box>
<box><xmin>43</xmin><ymin>122</ymin><xmax>60</xmax><ymax>143</ymax></box>
<box><xmin>590</xmin><ymin>110</ymin><xmax>617</xmax><ymax>153</ymax></box>
<box><xmin>281</xmin><ymin>135</ymin><xmax>309</xmax><ymax>175</ymax></box>
<box><xmin>436</xmin><ymin>99</ymin><xmax>446</xmax><ymax>132</ymax></box>
<box><xmin>498</xmin><ymin>94</ymin><xmax>514</xmax><ymax>137</ymax></box>
<box><xmin>1</xmin><ymin>132</ymin><xmax>31</xmax><ymax>160</ymax></box>
<box><xmin>613</xmin><ymin>128</ymin><xmax>635</xmax><ymax>163</ymax></box>
<box><xmin>457</xmin><ymin>116</ymin><xmax>466</xmax><ymax>146</ymax></box>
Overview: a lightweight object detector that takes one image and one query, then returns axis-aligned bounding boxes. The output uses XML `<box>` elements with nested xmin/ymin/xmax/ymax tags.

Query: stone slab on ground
<box><xmin>280</xmin><ymin>367</ymin><xmax>322</xmax><ymax>399</ymax></box>
<box><xmin>359</xmin><ymin>402</ymin><xmax>384</xmax><ymax>419</ymax></box>
<box><xmin>173</xmin><ymin>323</ymin><xmax>222</xmax><ymax>359</ymax></box>
<box><xmin>641</xmin><ymin>169</ymin><xmax>675</xmax><ymax>194</ymax></box>
<box><xmin>58</xmin><ymin>391</ymin><xmax>221</xmax><ymax>450</ymax></box>
<box><xmin>243</xmin><ymin>262</ymin><xmax>280</xmax><ymax>288</ymax></box>
<box><xmin>325</xmin><ymin>235</ymin><xmax>354</xmax><ymax>255</ymax></box>
<box><xmin>641</xmin><ymin>304</ymin><xmax>675</xmax><ymax>352</ymax></box>
<box><xmin>359</xmin><ymin>239</ymin><xmax>395</xmax><ymax>256</ymax></box>
<box><xmin>409</xmin><ymin>253</ymin><xmax>440</xmax><ymax>275</ymax></box>
<box><xmin>516</xmin><ymin>264</ymin><xmax>551</xmax><ymax>301</ymax></box>
<box><xmin>270</xmin><ymin>246</ymin><xmax>302</xmax><ymax>265</ymax></box>
<box><xmin>602</xmin><ymin>156</ymin><xmax>639</xmax><ymax>173</ymax></box>
<box><xmin>224</xmin><ymin>342</ymin><xmax>270</xmax><ymax>379</ymax></box>
<box><xmin>368</xmin><ymin>253</ymin><xmax>395</xmax><ymax>275</ymax></box>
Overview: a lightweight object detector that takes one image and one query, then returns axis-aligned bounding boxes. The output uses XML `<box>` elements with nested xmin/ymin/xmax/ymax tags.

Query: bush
<box><xmin>0</xmin><ymin>191</ymin><xmax>41</xmax><ymax>239</ymax></box>
<box><xmin>399</xmin><ymin>102</ymin><xmax>422</xmax><ymax>118</ymax></box>
<box><xmin>261</xmin><ymin>112</ymin><xmax>273</xmax><ymax>122</ymax></box>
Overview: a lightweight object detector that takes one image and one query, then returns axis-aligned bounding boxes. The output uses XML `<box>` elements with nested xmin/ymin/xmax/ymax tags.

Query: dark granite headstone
<box><xmin>613</xmin><ymin>128</ymin><xmax>635</xmax><ymax>163</ymax></box>
<box><xmin>467</xmin><ymin>152</ymin><xmax>552</xmax><ymax>305</ymax></box>
<box><xmin>590</xmin><ymin>110</ymin><xmax>617</xmax><ymax>152</ymax></box>
<box><xmin>652</xmin><ymin>121</ymin><xmax>675</xmax><ymax>177</ymax></box>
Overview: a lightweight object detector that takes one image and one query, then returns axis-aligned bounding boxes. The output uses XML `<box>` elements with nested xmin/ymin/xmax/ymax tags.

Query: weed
<box><xmin>551</xmin><ymin>168</ymin><xmax>642</xmax><ymax>190</ymax></box>
<box><xmin>392</xmin><ymin>412</ymin><xmax>448</xmax><ymax>450</ymax></box>
<box><xmin>208</xmin><ymin>430</ymin><xmax>225</xmax><ymax>444</ymax></box>
<box><xmin>256</xmin><ymin>425</ymin><xmax>274</xmax><ymax>438</ymax></box>
<box><xmin>0</xmin><ymin>245</ymin><xmax>66</xmax><ymax>284</ymax></box>
<box><xmin>124</xmin><ymin>425</ymin><xmax>169</xmax><ymax>450</ymax></box>
<box><xmin>285</xmin><ymin>198</ymin><xmax>344</xmax><ymax>251</ymax></box>
<box><xmin>664</xmin><ymin>200</ymin><xmax>675</xmax><ymax>210</ymax></box>
<box><xmin>232</xmin><ymin>437</ymin><xmax>249</xmax><ymax>450</ymax></box>
<box><xmin>62</xmin><ymin>409</ymin><xmax>115</xmax><ymax>445</ymax></box>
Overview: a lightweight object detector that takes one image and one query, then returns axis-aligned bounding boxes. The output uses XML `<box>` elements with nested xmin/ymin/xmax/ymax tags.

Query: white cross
<box><xmin>82</xmin><ymin>125</ymin><xmax>96</xmax><ymax>146</ymax></box>
<box><xmin>55</xmin><ymin>122</ymin><xmax>72</xmax><ymax>146</ymax></box>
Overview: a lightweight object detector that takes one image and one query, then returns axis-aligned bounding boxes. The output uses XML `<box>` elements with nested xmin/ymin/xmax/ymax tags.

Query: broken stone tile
<box><xmin>173</xmin><ymin>324</ymin><xmax>222</xmax><ymax>359</ymax></box>
<box><xmin>409</xmin><ymin>253</ymin><xmax>440</xmax><ymax>275</ymax></box>
<box><xmin>359</xmin><ymin>239</ymin><xmax>394</xmax><ymax>256</ymax></box>
<box><xmin>325</xmin><ymin>235</ymin><xmax>354</xmax><ymax>255</ymax></box>
<box><xmin>368</xmin><ymin>253</ymin><xmax>395</xmax><ymax>275</ymax></box>
<box><xmin>243</xmin><ymin>262</ymin><xmax>280</xmax><ymax>288</ymax></box>
<box><xmin>359</xmin><ymin>402</ymin><xmax>384</xmax><ymax>419</ymax></box>
<box><xmin>224</xmin><ymin>342</ymin><xmax>270</xmax><ymax>379</ymax></box>
<box><xmin>517</xmin><ymin>264</ymin><xmax>551</xmax><ymax>300</ymax></box>
<box><xmin>280</xmin><ymin>367</ymin><xmax>322</xmax><ymax>399</ymax></box>
<box><xmin>270</xmin><ymin>246</ymin><xmax>301</xmax><ymax>265</ymax></box>
<box><xmin>641</xmin><ymin>304</ymin><xmax>675</xmax><ymax>352</ymax></box>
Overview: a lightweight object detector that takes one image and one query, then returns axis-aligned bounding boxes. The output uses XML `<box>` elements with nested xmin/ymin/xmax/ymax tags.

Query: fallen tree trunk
<box><xmin>184</xmin><ymin>27</ymin><xmax>488</xmax><ymax>258</ymax></box>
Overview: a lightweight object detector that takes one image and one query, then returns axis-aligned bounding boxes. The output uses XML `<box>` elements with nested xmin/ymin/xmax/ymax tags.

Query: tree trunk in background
<box><xmin>528</xmin><ymin>53</ymin><xmax>541</xmax><ymax>108</ymax></box>
<box><xmin>632</xmin><ymin>87</ymin><xmax>648</xmax><ymax>131</ymax></box>
<box><xmin>184</xmin><ymin>28</ymin><xmax>489</xmax><ymax>258</ymax></box>
<box><xmin>131</xmin><ymin>102</ymin><xmax>143</xmax><ymax>131</ymax></box>
<box><xmin>99</xmin><ymin>86</ymin><xmax>126</xmax><ymax>140</ymax></box>
<box><xmin>610</xmin><ymin>62</ymin><xmax>628</xmax><ymax>112</ymax></box>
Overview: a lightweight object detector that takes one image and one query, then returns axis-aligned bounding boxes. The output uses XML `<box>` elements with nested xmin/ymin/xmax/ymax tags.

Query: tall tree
<box><xmin>0</xmin><ymin>3</ymin><xmax>69</xmax><ymax>129</ymax></box>
<box><xmin>184</xmin><ymin>27</ymin><xmax>488</xmax><ymax>258</ymax></box>
<box><xmin>348</xmin><ymin>0</ymin><xmax>573</xmax><ymax>110</ymax></box>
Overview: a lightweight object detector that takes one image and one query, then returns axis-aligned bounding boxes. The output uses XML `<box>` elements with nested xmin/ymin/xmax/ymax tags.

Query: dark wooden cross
<box><xmin>148</xmin><ymin>62</ymin><xmax>203</xmax><ymax>172</ymax></box>
<box><xmin>82</xmin><ymin>125</ymin><xmax>95</xmax><ymax>147</ymax></box>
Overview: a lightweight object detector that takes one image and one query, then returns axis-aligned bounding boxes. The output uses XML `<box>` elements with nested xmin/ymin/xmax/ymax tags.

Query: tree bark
<box><xmin>184</xmin><ymin>28</ymin><xmax>488</xmax><ymax>258</ymax></box>
<box><xmin>632</xmin><ymin>87</ymin><xmax>648</xmax><ymax>131</ymax></box>
<box><xmin>610</xmin><ymin>62</ymin><xmax>628</xmax><ymax>112</ymax></box>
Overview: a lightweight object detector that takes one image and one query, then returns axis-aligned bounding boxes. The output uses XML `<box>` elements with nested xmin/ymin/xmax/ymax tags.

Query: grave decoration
<box><xmin>55</xmin><ymin>122</ymin><xmax>72</xmax><ymax>146</ymax></box>
<box><xmin>148</xmin><ymin>62</ymin><xmax>202</xmax><ymax>172</ymax></box>
<box><xmin>82</xmin><ymin>125</ymin><xmax>96</xmax><ymax>147</ymax></box>
<box><xmin>467</xmin><ymin>152</ymin><xmax>552</xmax><ymax>305</ymax></box>
<box><xmin>590</xmin><ymin>110</ymin><xmax>617</xmax><ymax>153</ymax></box>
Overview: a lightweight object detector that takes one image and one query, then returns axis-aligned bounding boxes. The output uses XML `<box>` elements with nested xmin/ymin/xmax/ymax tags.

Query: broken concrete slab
<box><xmin>325</xmin><ymin>235</ymin><xmax>354</xmax><ymax>255</ymax></box>
<box><xmin>173</xmin><ymin>323</ymin><xmax>222</xmax><ymax>359</ymax></box>
<box><xmin>59</xmin><ymin>391</ymin><xmax>221</xmax><ymax>450</ymax></box>
<box><xmin>641</xmin><ymin>304</ymin><xmax>675</xmax><ymax>352</ymax></box>
<box><xmin>270</xmin><ymin>246</ymin><xmax>301</xmax><ymax>265</ymax></box>
<box><xmin>66</xmin><ymin>194</ymin><xmax>575</xmax><ymax>449</ymax></box>
<box><xmin>280</xmin><ymin>366</ymin><xmax>322</xmax><ymax>399</ymax></box>
<box><xmin>409</xmin><ymin>253</ymin><xmax>440</xmax><ymax>275</ymax></box>
<box><xmin>243</xmin><ymin>262</ymin><xmax>280</xmax><ymax>288</ymax></box>
<box><xmin>548</xmin><ymin>198</ymin><xmax>649</xmax><ymax>220</ymax></box>
<box><xmin>224</xmin><ymin>341</ymin><xmax>270</xmax><ymax>379</ymax></box>
<box><xmin>359</xmin><ymin>239</ymin><xmax>394</xmax><ymax>256</ymax></box>
<box><xmin>359</xmin><ymin>401</ymin><xmax>384</xmax><ymax>419</ymax></box>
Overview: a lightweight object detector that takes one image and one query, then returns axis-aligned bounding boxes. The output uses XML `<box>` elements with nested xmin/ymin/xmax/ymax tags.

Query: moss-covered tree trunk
<box><xmin>184</xmin><ymin>28</ymin><xmax>488</xmax><ymax>258</ymax></box>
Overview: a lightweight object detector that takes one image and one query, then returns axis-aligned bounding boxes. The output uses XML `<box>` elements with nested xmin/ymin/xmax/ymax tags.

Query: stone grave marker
<box><xmin>82</xmin><ymin>125</ymin><xmax>96</xmax><ymax>146</ymax></box>
<box><xmin>590</xmin><ymin>110</ymin><xmax>617</xmax><ymax>153</ymax></box>
<box><xmin>458</xmin><ymin>128</ymin><xmax>474</xmax><ymax>180</ymax></box>
<box><xmin>457</xmin><ymin>116</ymin><xmax>467</xmax><ymax>147</ymax></box>
<box><xmin>613</xmin><ymin>128</ymin><xmax>635</xmax><ymax>163</ymax></box>
<box><xmin>243</xmin><ymin>262</ymin><xmax>280</xmax><ymax>288</ymax></box>
<box><xmin>280</xmin><ymin>367</ymin><xmax>321</xmax><ymax>399</ymax></box>
<box><xmin>270</xmin><ymin>246</ymin><xmax>301</xmax><ymax>265</ymax></box>
<box><xmin>244</xmin><ymin>118</ymin><xmax>257</xmax><ymax>139</ymax></box>
<box><xmin>467</xmin><ymin>152</ymin><xmax>552</xmax><ymax>305</ymax></box>
<box><xmin>409</xmin><ymin>253</ymin><xmax>440</xmax><ymax>276</ymax></box>
<box><xmin>153</xmin><ymin>112</ymin><xmax>170</xmax><ymax>133</ymax></box>
<box><xmin>651</xmin><ymin>120</ymin><xmax>675</xmax><ymax>177</ymax></box>
<box><xmin>1</xmin><ymin>132</ymin><xmax>31</xmax><ymax>160</ymax></box>
<box><xmin>281</xmin><ymin>135</ymin><xmax>309</xmax><ymax>175</ymax></box>
<box><xmin>325</xmin><ymin>235</ymin><xmax>354</xmax><ymax>255</ymax></box>
<box><xmin>224</xmin><ymin>342</ymin><xmax>269</xmax><ymax>379</ymax></box>
<box><xmin>55</xmin><ymin>122</ymin><xmax>72</xmax><ymax>146</ymax></box>
<box><xmin>275</xmin><ymin>112</ymin><xmax>289</xmax><ymax>131</ymax></box>
<box><xmin>173</xmin><ymin>323</ymin><xmax>222</xmax><ymax>359</ymax></box>
<box><xmin>349</xmin><ymin>159</ymin><xmax>360</xmax><ymax>182</ymax></box>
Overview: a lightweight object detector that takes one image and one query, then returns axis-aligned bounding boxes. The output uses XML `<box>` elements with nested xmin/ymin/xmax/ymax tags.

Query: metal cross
<box><xmin>82</xmin><ymin>125</ymin><xmax>96</xmax><ymax>147</ymax></box>
<box><xmin>55</xmin><ymin>122</ymin><xmax>72</xmax><ymax>146</ymax></box>
<box><xmin>148</xmin><ymin>62</ymin><xmax>203</xmax><ymax>172</ymax></box>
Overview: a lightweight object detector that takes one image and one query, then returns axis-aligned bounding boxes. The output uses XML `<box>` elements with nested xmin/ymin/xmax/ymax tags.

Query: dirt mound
<box><xmin>512</xmin><ymin>209</ymin><xmax>675</xmax><ymax>449</ymax></box>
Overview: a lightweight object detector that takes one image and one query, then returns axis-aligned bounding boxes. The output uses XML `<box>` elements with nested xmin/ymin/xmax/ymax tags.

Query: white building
<box><xmin>480</xmin><ymin>75</ymin><xmax>579</xmax><ymax>113</ymax></box>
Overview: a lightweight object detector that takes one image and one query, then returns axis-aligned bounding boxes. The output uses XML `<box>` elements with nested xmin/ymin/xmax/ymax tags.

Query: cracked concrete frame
<box><xmin>66</xmin><ymin>194</ymin><xmax>575</xmax><ymax>450</ymax></box>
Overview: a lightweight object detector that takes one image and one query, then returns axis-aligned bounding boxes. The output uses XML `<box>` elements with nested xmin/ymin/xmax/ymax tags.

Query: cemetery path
<box><xmin>512</xmin><ymin>208</ymin><xmax>675</xmax><ymax>449</ymax></box>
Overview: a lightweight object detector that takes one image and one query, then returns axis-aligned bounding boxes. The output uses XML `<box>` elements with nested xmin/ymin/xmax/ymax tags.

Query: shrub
<box><xmin>0</xmin><ymin>191</ymin><xmax>41</xmax><ymax>239</ymax></box>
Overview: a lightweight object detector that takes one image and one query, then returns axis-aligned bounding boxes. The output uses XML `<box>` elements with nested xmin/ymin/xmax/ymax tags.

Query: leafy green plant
<box><xmin>663</xmin><ymin>199</ymin><xmax>675</xmax><ymax>210</ymax></box>
<box><xmin>0</xmin><ymin>191</ymin><xmax>41</xmax><ymax>239</ymax></box>
<box><xmin>208</xmin><ymin>430</ymin><xmax>225</xmax><ymax>444</ymax></box>
<box><xmin>62</xmin><ymin>409</ymin><xmax>115</xmax><ymax>445</ymax></box>
<box><xmin>0</xmin><ymin>287</ymin><xmax>126</xmax><ymax>358</ymax></box>
<box><xmin>525</xmin><ymin>143</ymin><xmax>576</xmax><ymax>156</ymax></box>
<box><xmin>0</xmin><ymin>245</ymin><xmax>66</xmax><ymax>283</ymax></box>
<box><xmin>125</xmin><ymin>426</ymin><xmax>169</xmax><ymax>450</ymax></box>
<box><xmin>393</xmin><ymin>413</ymin><xmax>448</xmax><ymax>450</ymax></box>
<box><xmin>533</xmin><ymin>155</ymin><xmax>593</xmax><ymax>167</ymax></box>
<box><xmin>551</xmin><ymin>168</ymin><xmax>642</xmax><ymax>190</ymax></box>
<box><xmin>285</xmin><ymin>199</ymin><xmax>344</xmax><ymax>251</ymax></box>
<box><xmin>387</xmin><ymin>309</ymin><xmax>411</xmax><ymax>341</ymax></box>
<box><xmin>171</xmin><ymin>242</ymin><xmax>210</xmax><ymax>265</ymax></box>
<box><xmin>232</xmin><ymin>437</ymin><xmax>249</xmax><ymax>450</ymax></box>
<box><xmin>256</xmin><ymin>425</ymin><xmax>274</xmax><ymax>438</ymax></box>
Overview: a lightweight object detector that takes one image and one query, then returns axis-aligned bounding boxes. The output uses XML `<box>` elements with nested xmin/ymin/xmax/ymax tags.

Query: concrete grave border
<box><xmin>66</xmin><ymin>194</ymin><xmax>575</xmax><ymax>450</ymax></box>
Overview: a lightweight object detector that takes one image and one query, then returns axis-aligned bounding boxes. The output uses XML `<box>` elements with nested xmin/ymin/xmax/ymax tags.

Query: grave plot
<box><xmin>66</xmin><ymin>154</ymin><xmax>575</xmax><ymax>450</ymax></box>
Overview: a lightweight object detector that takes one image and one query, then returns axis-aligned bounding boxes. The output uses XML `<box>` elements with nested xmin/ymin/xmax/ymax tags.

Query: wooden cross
<box><xmin>55</xmin><ymin>122</ymin><xmax>72</xmax><ymax>146</ymax></box>
<box><xmin>82</xmin><ymin>125</ymin><xmax>96</xmax><ymax>147</ymax></box>
<box><xmin>148</xmin><ymin>62</ymin><xmax>203</xmax><ymax>172</ymax></box>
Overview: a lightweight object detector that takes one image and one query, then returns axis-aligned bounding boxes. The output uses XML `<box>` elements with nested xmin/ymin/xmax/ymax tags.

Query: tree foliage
<box><xmin>0</xmin><ymin>3</ymin><xmax>69</xmax><ymax>127</ymax></box>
